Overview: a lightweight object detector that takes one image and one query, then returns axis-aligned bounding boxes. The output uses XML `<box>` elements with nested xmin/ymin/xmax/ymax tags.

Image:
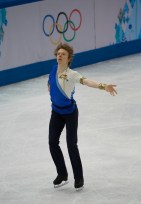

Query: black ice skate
<box><xmin>74</xmin><ymin>178</ymin><xmax>84</xmax><ymax>191</ymax></box>
<box><xmin>53</xmin><ymin>175</ymin><xmax>68</xmax><ymax>188</ymax></box>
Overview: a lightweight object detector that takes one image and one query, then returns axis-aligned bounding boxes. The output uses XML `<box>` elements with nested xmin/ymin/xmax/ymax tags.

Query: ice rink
<box><xmin>0</xmin><ymin>53</ymin><xmax>141</xmax><ymax>204</ymax></box>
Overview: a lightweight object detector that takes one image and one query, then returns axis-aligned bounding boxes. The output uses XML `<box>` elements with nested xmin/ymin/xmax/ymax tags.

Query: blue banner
<box><xmin>0</xmin><ymin>0</ymin><xmax>42</xmax><ymax>9</ymax></box>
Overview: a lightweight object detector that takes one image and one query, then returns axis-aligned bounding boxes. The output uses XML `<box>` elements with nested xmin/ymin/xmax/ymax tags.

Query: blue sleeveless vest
<box><xmin>48</xmin><ymin>65</ymin><xmax>76</xmax><ymax>115</ymax></box>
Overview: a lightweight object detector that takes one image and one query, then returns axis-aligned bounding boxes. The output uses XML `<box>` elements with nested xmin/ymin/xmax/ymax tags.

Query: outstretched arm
<box><xmin>82</xmin><ymin>78</ymin><xmax>117</xmax><ymax>96</ymax></box>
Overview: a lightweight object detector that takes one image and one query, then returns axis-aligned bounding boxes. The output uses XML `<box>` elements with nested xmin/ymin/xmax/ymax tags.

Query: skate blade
<box><xmin>75</xmin><ymin>186</ymin><xmax>84</xmax><ymax>191</ymax></box>
<box><xmin>54</xmin><ymin>181</ymin><xmax>69</xmax><ymax>188</ymax></box>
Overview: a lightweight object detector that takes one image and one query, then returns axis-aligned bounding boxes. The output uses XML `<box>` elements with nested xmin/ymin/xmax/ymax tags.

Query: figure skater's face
<box><xmin>57</xmin><ymin>48</ymin><xmax>70</xmax><ymax>67</ymax></box>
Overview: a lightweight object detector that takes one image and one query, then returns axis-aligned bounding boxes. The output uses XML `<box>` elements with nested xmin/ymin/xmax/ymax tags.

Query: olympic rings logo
<box><xmin>42</xmin><ymin>9</ymin><xmax>82</xmax><ymax>45</ymax></box>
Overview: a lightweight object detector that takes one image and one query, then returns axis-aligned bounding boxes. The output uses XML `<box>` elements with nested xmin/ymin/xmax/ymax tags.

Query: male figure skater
<box><xmin>48</xmin><ymin>43</ymin><xmax>117</xmax><ymax>190</ymax></box>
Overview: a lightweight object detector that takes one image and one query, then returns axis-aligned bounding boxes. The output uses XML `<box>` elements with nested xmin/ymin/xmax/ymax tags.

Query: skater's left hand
<box><xmin>105</xmin><ymin>84</ymin><xmax>117</xmax><ymax>96</ymax></box>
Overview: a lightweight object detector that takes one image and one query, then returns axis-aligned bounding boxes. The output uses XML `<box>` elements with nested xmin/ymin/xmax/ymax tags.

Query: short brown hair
<box><xmin>54</xmin><ymin>43</ymin><xmax>74</xmax><ymax>66</ymax></box>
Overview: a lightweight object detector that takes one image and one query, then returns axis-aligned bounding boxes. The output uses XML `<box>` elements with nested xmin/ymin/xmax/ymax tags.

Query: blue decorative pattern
<box><xmin>115</xmin><ymin>0</ymin><xmax>141</xmax><ymax>43</ymax></box>
<box><xmin>0</xmin><ymin>8</ymin><xmax>7</xmax><ymax>55</ymax></box>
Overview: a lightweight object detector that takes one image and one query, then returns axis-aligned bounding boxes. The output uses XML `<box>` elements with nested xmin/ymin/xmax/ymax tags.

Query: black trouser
<box><xmin>49</xmin><ymin>107</ymin><xmax>83</xmax><ymax>181</ymax></box>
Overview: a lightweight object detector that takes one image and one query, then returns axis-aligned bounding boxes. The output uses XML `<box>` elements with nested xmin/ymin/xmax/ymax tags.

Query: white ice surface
<box><xmin>0</xmin><ymin>54</ymin><xmax>141</xmax><ymax>204</ymax></box>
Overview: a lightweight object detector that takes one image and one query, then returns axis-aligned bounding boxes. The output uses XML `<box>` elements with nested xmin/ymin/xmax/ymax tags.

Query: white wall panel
<box><xmin>0</xmin><ymin>0</ymin><xmax>95</xmax><ymax>71</ymax></box>
<box><xmin>95</xmin><ymin>0</ymin><xmax>126</xmax><ymax>48</ymax></box>
<box><xmin>0</xmin><ymin>0</ymin><xmax>141</xmax><ymax>72</ymax></box>
<box><xmin>0</xmin><ymin>2</ymin><xmax>41</xmax><ymax>70</ymax></box>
